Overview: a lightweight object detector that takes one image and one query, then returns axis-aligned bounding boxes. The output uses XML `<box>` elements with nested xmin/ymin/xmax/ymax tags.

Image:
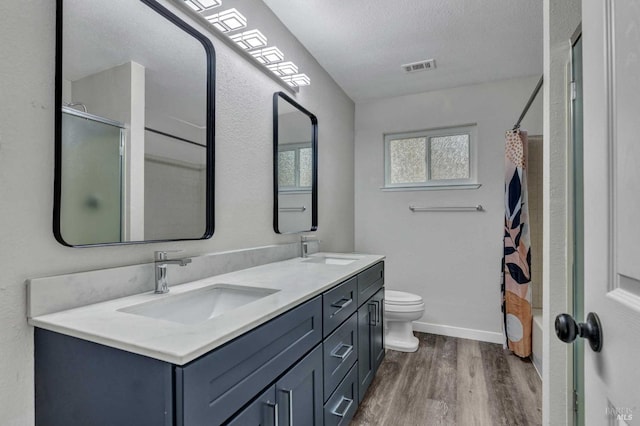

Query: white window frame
<box><xmin>383</xmin><ymin>124</ymin><xmax>479</xmax><ymax>190</ymax></box>
<box><xmin>278</xmin><ymin>142</ymin><xmax>312</xmax><ymax>193</ymax></box>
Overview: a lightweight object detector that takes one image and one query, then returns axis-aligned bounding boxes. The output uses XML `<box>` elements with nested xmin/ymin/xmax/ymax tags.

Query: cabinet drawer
<box><xmin>323</xmin><ymin>313</ymin><xmax>358</xmax><ymax>400</ymax></box>
<box><xmin>323</xmin><ymin>276</ymin><xmax>357</xmax><ymax>336</ymax></box>
<box><xmin>176</xmin><ymin>296</ymin><xmax>322</xmax><ymax>426</ymax></box>
<box><xmin>323</xmin><ymin>362</ymin><xmax>358</xmax><ymax>426</ymax></box>
<box><xmin>357</xmin><ymin>262</ymin><xmax>384</xmax><ymax>306</ymax></box>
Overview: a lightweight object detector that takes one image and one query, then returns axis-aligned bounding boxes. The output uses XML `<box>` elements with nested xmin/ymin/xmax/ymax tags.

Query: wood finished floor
<box><xmin>351</xmin><ymin>333</ymin><xmax>542</xmax><ymax>426</ymax></box>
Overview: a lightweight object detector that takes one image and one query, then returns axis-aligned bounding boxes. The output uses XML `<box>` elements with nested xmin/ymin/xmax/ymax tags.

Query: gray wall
<box><xmin>354</xmin><ymin>76</ymin><xmax>543</xmax><ymax>342</ymax></box>
<box><xmin>0</xmin><ymin>1</ymin><xmax>354</xmax><ymax>424</ymax></box>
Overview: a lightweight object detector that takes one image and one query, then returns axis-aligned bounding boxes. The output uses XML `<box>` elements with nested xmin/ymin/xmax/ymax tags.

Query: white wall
<box><xmin>542</xmin><ymin>0</ymin><xmax>581</xmax><ymax>424</ymax></box>
<box><xmin>355</xmin><ymin>76</ymin><xmax>543</xmax><ymax>342</ymax></box>
<box><xmin>0</xmin><ymin>1</ymin><xmax>354</xmax><ymax>424</ymax></box>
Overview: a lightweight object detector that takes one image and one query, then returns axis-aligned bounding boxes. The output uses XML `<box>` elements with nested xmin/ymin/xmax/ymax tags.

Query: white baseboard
<box><xmin>412</xmin><ymin>321</ymin><xmax>505</xmax><ymax>344</ymax></box>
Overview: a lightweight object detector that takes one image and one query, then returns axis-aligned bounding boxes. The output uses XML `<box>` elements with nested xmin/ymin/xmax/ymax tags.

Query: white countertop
<box><xmin>29</xmin><ymin>253</ymin><xmax>384</xmax><ymax>365</ymax></box>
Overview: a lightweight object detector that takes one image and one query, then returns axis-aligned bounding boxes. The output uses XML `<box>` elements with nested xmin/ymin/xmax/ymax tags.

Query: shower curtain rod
<box><xmin>513</xmin><ymin>75</ymin><xmax>543</xmax><ymax>131</ymax></box>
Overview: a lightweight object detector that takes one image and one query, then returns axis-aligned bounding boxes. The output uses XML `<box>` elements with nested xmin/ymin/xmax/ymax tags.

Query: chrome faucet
<box><xmin>300</xmin><ymin>234</ymin><xmax>319</xmax><ymax>258</ymax></box>
<box><xmin>154</xmin><ymin>251</ymin><xmax>192</xmax><ymax>294</ymax></box>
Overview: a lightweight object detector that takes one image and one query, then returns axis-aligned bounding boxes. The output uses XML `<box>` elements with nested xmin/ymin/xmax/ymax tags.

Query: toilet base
<box><xmin>384</xmin><ymin>320</ymin><xmax>419</xmax><ymax>352</ymax></box>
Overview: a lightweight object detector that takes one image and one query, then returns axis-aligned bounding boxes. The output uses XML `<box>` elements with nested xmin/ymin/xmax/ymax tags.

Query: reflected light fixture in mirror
<box><xmin>273</xmin><ymin>92</ymin><xmax>318</xmax><ymax>234</ymax></box>
<box><xmin>54</xmin><ymin>0</ymin><xmax>215</xmax><ymax>247</ymax></box>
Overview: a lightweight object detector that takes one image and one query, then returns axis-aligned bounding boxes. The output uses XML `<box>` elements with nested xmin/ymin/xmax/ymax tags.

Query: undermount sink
<box><xmin>303</xmin><ymin>255</ymin><xmax>360</xmax><ymax>266</ymax></box>
<box><xmin>118</xmin><ymin>284</ymin><xmax>279</xmax><ymax>325</ymax></box>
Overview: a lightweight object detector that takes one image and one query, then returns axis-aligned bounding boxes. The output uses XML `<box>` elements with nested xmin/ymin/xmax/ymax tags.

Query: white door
<box><xmin>582</xmin><ymin>0</ymin><xmax>640</xmax><ymax>424</ymax></box>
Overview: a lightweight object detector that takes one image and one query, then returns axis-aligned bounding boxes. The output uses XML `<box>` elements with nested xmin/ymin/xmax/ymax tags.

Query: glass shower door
<box><xmin>60</xmin><ymin>111</ymin><xmax>123</xmax><ymax>245</ymax></box>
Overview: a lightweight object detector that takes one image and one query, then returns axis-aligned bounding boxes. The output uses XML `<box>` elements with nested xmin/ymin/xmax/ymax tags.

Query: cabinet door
<box><xmin>276</xmin><ymin>345</ymin><xmax>323</xmax><ymax>426</ymax></box>
<box><xmin>371</xmin><ymin>288</ymin><xmax>385</xmax><ymax>371</ymax></box>
<box><xmin>357</xmin><ymin>300</ymin><xmax>376</xmax><ymax>403</ymax></box>
<box><xmin>227</xmin><ymin>386</ymin><xmax>277</xmax><ymax>426</ymax></box>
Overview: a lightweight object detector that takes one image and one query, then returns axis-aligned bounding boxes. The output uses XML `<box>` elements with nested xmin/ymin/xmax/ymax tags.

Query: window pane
<box><xmin>389</xmin><ymin>137</ymin><xmax>426</xmax><ymax>184</ymax></box>
<box><xmin>278</xmin><ymin>150</ymin><xmax>295</xmax><ymax>187</ymax></box>
<box><xmin>429</xmin><ymin>134</ymin><xmax>469</xmax><ymax>180</ymax></box>
<box><xmin>299</xmin><ymin>147</ymin><xmax>312</xmax><ymax>187</ymax></box>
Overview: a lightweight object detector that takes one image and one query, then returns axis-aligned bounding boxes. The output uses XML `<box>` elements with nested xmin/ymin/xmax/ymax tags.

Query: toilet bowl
<box><xmin>384</xmin><ymin>290</ymin><xmax>425</xmax><ymax>352</ymax></box>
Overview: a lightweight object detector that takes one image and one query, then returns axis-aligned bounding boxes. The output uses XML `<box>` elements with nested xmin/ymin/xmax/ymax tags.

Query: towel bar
<box><xmin>279</xmin><ymin>206</ymin><xmax>307</xmax><ymax>212</ymax></box>
<box><xmin>409</xmin><ymin>205</ymin><xmax>484</xmax><ymax>212</ymax></box>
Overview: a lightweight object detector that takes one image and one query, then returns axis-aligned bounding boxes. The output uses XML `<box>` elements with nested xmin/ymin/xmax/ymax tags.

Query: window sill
<box><xmin>380</xmin><ymin>183</ymin><xmax>482</xmax><ymax>192</ymax></box>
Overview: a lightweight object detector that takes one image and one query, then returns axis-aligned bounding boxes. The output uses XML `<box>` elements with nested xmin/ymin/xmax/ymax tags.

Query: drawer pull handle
<box><xmin>266</xmin><ymin>402</ymin><xmax>278</xmax><ymax>426</ymax></box>
<box><xmin>373</xmin><ymin>300</ymin><xmax>381</xmax><ymax>325</ymax></box>
<box><xmin>369</xmin><ymin>302</ymin><xmax>377</xmax><ymax>326</ymax></box>
<box><xmin>330</xmin><ymin>396</ymin><xmax>354</xmax><ymax>417</ymax></box>
<box><xmin>280</xmin><ymin>389</ymin><xmax>294</xmax><ymax>425</ymax></box>
<box><xmin>330</xmin><ymin>343</ymin><xmax>354</xmax><ymax>360</ymax></box>
<box><xmin>330</xmin><ymin>298</ymin><xmax>353</xmax><ymax>315</ymax></box>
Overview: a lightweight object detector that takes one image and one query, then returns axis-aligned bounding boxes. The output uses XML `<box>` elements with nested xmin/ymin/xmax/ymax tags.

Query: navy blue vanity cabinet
<box><xmin>323</xmin><ymin>362</ymin><xmax>359</xmax><ymax>426</ymax></box>
<box><xmin>356</xmin><ymin>262</ymin><xmax>385</xmax><ymax>403</ymax></box>
<box><xmin>371</xmin><ymin>288</ymin><xmax>385</xmax><ymax>371</ymax></box>
<box><xmin>323</xmin><ymin>313</ymin><xmax>358</xmax><ymax>400</ymax></box>
<box><xmin>226</xmin><ymin>345</ymin><xmax>324</xmax><ymax>425</ymax></box>
<box><xmin>226</xmin><ymin>386</ymin><xmax>277</xmax><ymax>425</ymax></box>
<box><xmin>322</xmin><ymin>276</ymin><xmax>357</xmax><ymax>337</ymax></box>
<box><xmin>176</xmin><ymin>296</ymin><xmax>322</xmax><ymax>425</ymax></box>
<box><xmin>276</xmin><ymin>344</ymin><xmax>324</xmax><ymax>425</ymax></box>
<box><xmin>35</xmin><ymin>329</ymin><xmax>174</xmax><ymax>426</ymax></box>
<box><xmin>34</xmin><ymin>261</ymin><xmax>385</xmax><ymax>426</ymax></box>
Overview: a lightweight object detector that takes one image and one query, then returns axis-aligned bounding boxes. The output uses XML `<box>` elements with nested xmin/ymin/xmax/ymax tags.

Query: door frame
<box><xmin>568</xmin><ymin>23</ymin><xmax>584</xmax><ymax>426</ymax></box>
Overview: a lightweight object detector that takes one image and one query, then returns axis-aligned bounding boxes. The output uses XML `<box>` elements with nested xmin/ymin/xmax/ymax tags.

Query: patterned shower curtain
<box><xmin>503</xmin><ymin>129</ymin><xmax>532</xmax><ymax>358</ymax></box>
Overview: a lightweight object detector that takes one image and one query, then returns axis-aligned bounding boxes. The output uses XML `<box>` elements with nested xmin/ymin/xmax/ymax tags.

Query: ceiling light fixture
<box><xmin>206</xmin><ymin>8</ymin><xmax>247</xmax><ymax>33</ymax></box>
<box><xmin>267</xmin><ymin>61</ymin><xmax>298</xmax><ymax>76</ymax></box>
<box><xmin>183</xmin><ymin>4</ymin><xmax>311</xmax><ymax>89</ymax></box>
<box><xmin>184</xmin><ymin>0</ymin><xmax>221</xmax><ymax>12</ymax></box>
<box><xmin>230</xmin><ymin>30</ymin><xmax>268</xmax><ymax>49</ymax></box>
<box><xmin>251</xmin><ymin>47</ymin><xmax>284</xmax><ymax>65</ymax></box>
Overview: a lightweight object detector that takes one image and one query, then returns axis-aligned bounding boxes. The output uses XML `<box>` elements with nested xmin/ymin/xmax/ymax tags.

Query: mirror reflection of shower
<box><xmin>60</xmin><ymin>107</ymin><xmax>125</xmax><ymax>245</ymax></box>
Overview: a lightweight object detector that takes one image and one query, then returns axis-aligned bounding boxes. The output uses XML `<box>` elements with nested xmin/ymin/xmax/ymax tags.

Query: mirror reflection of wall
<box><xmin>56</xmin><ymin>0</ymin><xmax>214</xmax><ymax>246</ymax></box>
<box><xmin>274</xmin><ymin>92</ymin><xmax>318</xmax><ymax>234</ymax></box>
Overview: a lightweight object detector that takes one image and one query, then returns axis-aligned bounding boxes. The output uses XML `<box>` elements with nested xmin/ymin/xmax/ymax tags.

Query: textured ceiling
<box><xmin>262</xmin><ymin>0</ymin><xmax>543</xmax><ymax>102</ymax></box>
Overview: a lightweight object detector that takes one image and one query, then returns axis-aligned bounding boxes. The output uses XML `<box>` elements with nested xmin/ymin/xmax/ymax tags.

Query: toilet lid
<box><xmin>385</xmin><ymin>290</ymin><xmax>423</xmax><ymax>305</ymax></box>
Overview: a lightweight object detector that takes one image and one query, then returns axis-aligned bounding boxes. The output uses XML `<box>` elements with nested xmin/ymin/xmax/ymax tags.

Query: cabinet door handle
<box><xmin>266</xmin><ymin>402</ymin><xmax>278</xmax><ymax>426</ymax></box>
<box><xmin>368</xmin><ymin>302</ymin><xmax>376</xmax><ymax>326</ymax></box>
<box><xmin>330</xmin><ymin>298</ymin><xmax>353</xmax><ymax>315</ymax></box>
<box><xmin>373</xmin><ymin>300</ymin><xmax>381</xmax><ymax>325</ymax></box>
<box><xmin>330</xmin><ymin>343</ymin><xmax>354</xmax><ymax>360</ymax></box>
<box><xmin>280</xmin><ymin>389</ymin><xmax>294</xmax><ymax>426</ymax></box>
<box><xmin>330</xmin><ymin>396</ymin><xmax>354</xmax><ymax>417</ymax></box>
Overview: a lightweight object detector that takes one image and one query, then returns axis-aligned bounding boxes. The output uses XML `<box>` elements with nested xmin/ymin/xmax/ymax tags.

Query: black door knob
<box><xmin>554</xmin><ymin>312</ymin><xmax>603</xmax><ymax>352</ymax></box>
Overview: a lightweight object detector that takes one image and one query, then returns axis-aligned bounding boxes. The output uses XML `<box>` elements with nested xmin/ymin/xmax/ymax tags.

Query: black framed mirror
<box><xmin>273</xmin><ymin>92</ymin><xmax>318</xmax><ymax>234</ymax></box>
<box><xmin>54</xmin><ymin>0</ymin><xmax>215</xmax><ymax>247</ymax></box>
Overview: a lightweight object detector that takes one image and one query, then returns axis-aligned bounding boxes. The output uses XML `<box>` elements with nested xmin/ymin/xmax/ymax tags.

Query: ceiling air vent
<box><xmin>402</xmin><ymin>59</ymin><xmax>436</xmax><ymax>73</ymax></box>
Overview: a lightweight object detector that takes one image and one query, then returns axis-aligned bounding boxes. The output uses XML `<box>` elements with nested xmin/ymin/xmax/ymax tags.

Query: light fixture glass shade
<box><xmin>206</xmin><ymin>8</ymin><xmax>247</xmax><ymax>33</ymax></box>
<box><xmin>290</xmin><ymin>73</ymin><xmax>311</xmax><ymax>86</ymax></box>
<box><xmin>267</xmin><ymin>61</ymin><xmax>298</xmax><ymax>76</ymax></box>
<box><xmin>184</xmin><ymin>0</ymin><xmax>202</xmax><ymax>11</ymax></box>
<box><xmin>185</xmin><ymin>0</ymin><xmax>221</xmax><ymax>11</ymax></box>
<box><xmin>197</xmin><ymin>0</ymin><xmax>221</xmax><ymax>8</ymax></box>
<box><xmin>251</xmin><ymin>47</ymin><xmax>284</xmax><ymax>64</ymax></box>
<box><xmin>281</xmin><ymin>73</ymin><xmax>311</xmax><ymax>87</ymax></box>
<box><xmin>230</xmin><ymin>29</ymin><xmax>268</xmax><ymax>49</ymax></box>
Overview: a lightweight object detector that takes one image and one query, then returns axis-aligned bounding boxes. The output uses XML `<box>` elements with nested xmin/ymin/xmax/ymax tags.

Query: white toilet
<box><xmin>384</xmin><ymin>290</ymin><xmax>425</xmax><ymax>352</ymax></box>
